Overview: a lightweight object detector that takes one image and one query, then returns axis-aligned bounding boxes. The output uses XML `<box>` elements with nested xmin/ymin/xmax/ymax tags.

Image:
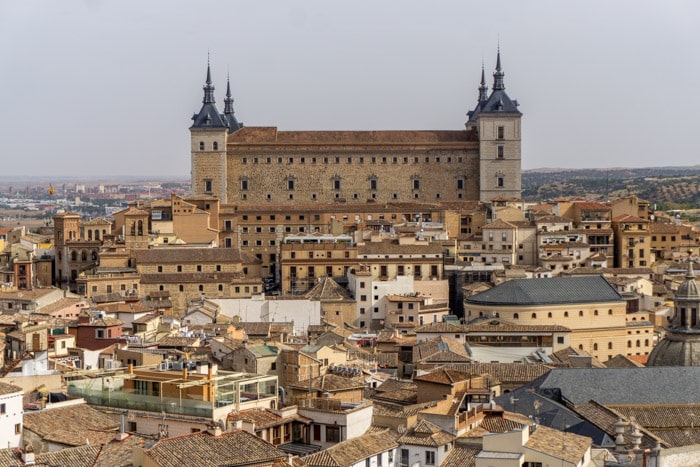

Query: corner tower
<box><xmin>468</xmin><ymin>49</ymin><xmax>522</xmax><ymax>204</ymax></box>
<box><xmin>190</xmin><ymin>61</ymin><xmax>231</xmax><ymax>202</ymax></box>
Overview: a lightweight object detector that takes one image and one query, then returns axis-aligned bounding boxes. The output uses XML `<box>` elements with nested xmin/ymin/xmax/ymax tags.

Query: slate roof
<box><xmin>145</xmin><ymin>429</ymin><xmax>288</xmax><ymax>467</ymax></box>
<box><xmin>301</xmin><ymin>431</ymin><xmax>398</xmax><ymax>467</ymax></box>
<box><xmin>536</xmin><ymin>367</ymin><xmax>700</xmax><ymax>405</ymax></box>
<box><xmin>465</xmin><ymin>275</ymin><xmax>623</xmax><ymax>306</ymax></box>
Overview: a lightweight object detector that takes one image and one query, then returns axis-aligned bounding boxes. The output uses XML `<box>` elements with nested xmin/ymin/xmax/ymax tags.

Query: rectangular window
<box><xmin>15</xmin><ymin>423</ymin><xmax>21</xmax><ymax>435</ymax></box>
<box><xmin>204</xmin><ymin>179</ymin><xmax>213</xmax><ymax>193</ymax></box>
<box><xmin>326</xmin><ymin>425</ymin><xmax>340</xmax><ymax>442</ymax></box>
<box><xmin>497</xmin><ymin>145</ymin><xmax>504</xmax><ymax>158</ymax></box>
<box><xmin>457</xmin><ymin>178</ymin><xmax>464</xmax><ymax>190</ymax></box>
<box><xmin>241</xmin><ymin>179</ymin><xmax>249</xmax><ymax>190</ymax></box>
<box><xmin>313</xmin><ymin>424</ymin><xmax>321</xmax><ymax>441</ymax></box>
<box><xmin>426</xmin><ymin>451</ymin><xmax>435</xmax><ymax>465</ymax></box>
<box><xmin>412</xmin><ymin>179</ymin><xmax>420</xmax><ymax>190</ymax></box>
<box><xmin>497</xmin><ymin>125</ymin><xmax>505</xmax><ymax>139</ymax></box>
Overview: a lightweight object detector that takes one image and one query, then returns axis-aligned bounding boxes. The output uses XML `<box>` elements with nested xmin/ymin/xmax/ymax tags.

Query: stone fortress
<box><xmin>190</xmin><ymin>49</ymin><xmax>522</xmax><ymax>205</ymax></box>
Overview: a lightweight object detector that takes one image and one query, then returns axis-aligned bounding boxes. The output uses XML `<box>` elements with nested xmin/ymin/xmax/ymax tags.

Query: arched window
<box><xmin>198</xmin><ymin>285</ymin><xmax>204</xmax><ymax>292</ymax></box>
<box><xmin>87</xmin><ymin>230</ymin><xmax>92</xmax><ymax>240</ymax></box>
<box><xmin>547</xmin><ymin>312</ymin><xmax>552</xmax><ymax>318</ymax></box>
<box><xmin>608</xmin><ymin>342</ymin><xmax>613</xmax><ymax>349</ymax></box>
<box><xmin>218</xmin><ymin>284</ymin><xmax>223</xmax><ymax>291</ymax></box>
<box><xmin>130</xmin><ymin>223</ymin><xmax>136</xmax><ymax>236</ymax></box>
<box><xmin>644</xmin><ymin>339</ymin><xmax>649</xmax><ymax>346</ymax></box>
<box><xmin>628</xmin><ymin>341</ymin><xmax>632</xmax><ymax>348</ymax></box>
<box><xmin>531</xmin><ymin>313</ymin><xmax>537</xmax><ymax>319</ymax></box>
<box><xmin>213</xmin><ymin>141</ymin><xmax>218</xmax><ymax>150</ymax></box>
<box><xmin>564</xmin><ymin>311</ymin><xmax>569</xmax><ymax>317</ymax></box>
<box><xmin>159</xmin><ymin>285</ymin><xmax>164</xmax><ymax>291</ymax></box>
<box><xmin>137</xmin><ymin>220</ymin><xmax>143</xmax><ymax>236</ymax></box>
<box><xmin>71</xmin><ymin>251</ymin><xmax>77</xmax><ymax>261</ymax></box>
<box><xmin>608</xmin><ymin>309</ymin><xmax>613</xmax><ymax>315</ymax></box>
<box><xmin>579</xmin><ymin>310</ymin><xmax>584</xmax><ymax>317</ymax></box>
<box><xmin>157</xmin><ymin>266</ymin><xmax>163</xmax><ymax>272</ymax></box>
<box><xmin>91</xmin><ymin>250</ymin><xmax>98</xmax><ymax>261</ymax></box>
<box><xmin>636</xmin><ymin>340</ymin><xmax>640</xmax><ymax>347</ymax></box>
<box><xmin>199</xmin><ymin>141</ymin><xmax>205</xmax><ymax>150</ymax></box>
<box><xmin>81</xmin><ymin>251</ymin><xmax>87</xmax><ymax>261</ymax></box>
<box><xmin>578</xmin><ymin>344</ymin><xmax>584</xmax><ymax>350</ymax></box>
<box><xmin>593</xmin><ymin>343</ymin><xmax>598</xmax><ymax>351</ymax></box>
<box><xmin>594</xmin><ymin>309</ymin><xmax>599</xmax><ymax>316</ymax></box>
<box><xmin>513</xmin><ymin>313</ymin><xmax>519</xmax><ymax>319</ymax></box>
<box><xmin>95</xmin><ymin>230</ymin><xmax>100</xmax><ymax>241</ymax></box>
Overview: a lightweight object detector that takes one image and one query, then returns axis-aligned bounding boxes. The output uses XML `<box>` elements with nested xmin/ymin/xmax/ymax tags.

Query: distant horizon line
<box><xmin>1</xmin><ymin>163</ymin><xmax>700</xmax><ymax>182</ymax></box>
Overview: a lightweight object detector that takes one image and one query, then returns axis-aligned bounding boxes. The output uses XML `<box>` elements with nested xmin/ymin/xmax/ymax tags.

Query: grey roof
<box><xmin>191</xmin><ymin>63</ymin><xmax>227</xmax><ymax>129</ymax></box>
<box><xmin>465</xmin><ymin>275</ymin><xmax>622</xmax><ymax>306</ymax></box>
<box><xmin>536</xmin><ymin>367</ymin><xmax>700</xmax><ymax>405</ymax></box>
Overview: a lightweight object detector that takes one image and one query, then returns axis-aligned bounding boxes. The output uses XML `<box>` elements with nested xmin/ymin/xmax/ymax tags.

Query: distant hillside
<box><xmin>522</xmin><ymin>166</ymin><xmax>700</xmax><ymax>209</ymax></box>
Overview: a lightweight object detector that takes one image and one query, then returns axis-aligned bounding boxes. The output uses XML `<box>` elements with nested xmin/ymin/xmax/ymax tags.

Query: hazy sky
<box><xmin>2</xmin><ymin>1</ymin><xmax>699</xmax><ymax>178</ymax></box>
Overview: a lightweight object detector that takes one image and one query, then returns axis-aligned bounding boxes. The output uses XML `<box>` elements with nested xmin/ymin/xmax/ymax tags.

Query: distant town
<box><xmin>1</xmin><ymin>55</ymin><xmax>700</xmax><ymax>467</ymax></box>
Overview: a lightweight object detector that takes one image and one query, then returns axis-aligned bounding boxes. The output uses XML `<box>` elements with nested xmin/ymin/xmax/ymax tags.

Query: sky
<box><xmin>1</xmin><ymin>1</ymin><xmax>699</xmax><ymax>178</ymax></box>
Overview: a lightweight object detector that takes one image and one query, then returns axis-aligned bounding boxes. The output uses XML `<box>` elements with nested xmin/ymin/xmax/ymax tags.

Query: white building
<box><xmin>0</xmin><ymin>382</ymin><xmax>24</xmax><ymax>448</ymax></box>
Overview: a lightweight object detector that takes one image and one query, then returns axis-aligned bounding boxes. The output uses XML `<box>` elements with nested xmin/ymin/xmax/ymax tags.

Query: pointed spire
<box><xmin>478</xmin><ymin>62</ymin><xmax>488</xmax><ymax>103</ymax></box>
<box><xmin>224</xmin><ymin>73</ymin><xmax>235</xmax><ymax>115</ymax></box>
<box><xmin>687</xmin><ymin>258</ymin><xmax>695</xmax><ymax>280</ymax></box>
<box><xmin>203</xmin><ymin>55</ymin><xmax>216</xmax><ymax>104</ymax></box>
<box><xmin>493</xmin><ymin>46</ymin><xmax>505</xmax><ymax>91</ymax></box>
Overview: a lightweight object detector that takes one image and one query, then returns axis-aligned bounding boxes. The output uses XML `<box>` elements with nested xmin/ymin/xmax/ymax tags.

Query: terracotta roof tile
<box><xmin>525</xmin><ymin>425</ymin><xmax>591</xmax><ymax>463</ymax></box>
<box><xmin>145</xmin><ymin>429</ymin><xmax>288</xmax><ymax>467</ymax></box>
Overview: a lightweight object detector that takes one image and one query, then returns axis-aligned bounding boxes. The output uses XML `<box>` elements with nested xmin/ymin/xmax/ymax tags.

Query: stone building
<box><xmin>190</xmin><ymin>50</ymin><xmax>522</xmax><ymax>205</ymax></box>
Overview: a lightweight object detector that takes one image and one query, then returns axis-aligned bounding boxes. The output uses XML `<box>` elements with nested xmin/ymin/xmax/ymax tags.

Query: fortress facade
<box><xmin>190</xmin><ymin>51</ymin><xmax>522</xmax><ymax>206</ymax></box>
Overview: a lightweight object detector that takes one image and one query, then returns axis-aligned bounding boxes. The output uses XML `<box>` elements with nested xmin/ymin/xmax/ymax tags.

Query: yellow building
<box><xmin>464</xmin><ymin>275</ymin><xmax>655</xmax><ymax>361</ymax></box>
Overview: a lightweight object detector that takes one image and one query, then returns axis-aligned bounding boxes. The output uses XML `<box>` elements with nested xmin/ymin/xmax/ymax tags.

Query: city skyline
<box><xmin>2</xmin><ymin>1</ymin><xmax>699</xmax><ymax>177</ymax></box>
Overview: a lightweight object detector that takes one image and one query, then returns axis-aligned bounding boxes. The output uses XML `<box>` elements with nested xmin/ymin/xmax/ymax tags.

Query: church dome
<box><xmin>647</xmin><ymin>332</ymin><xmax>700</xmax><ymax>366</ymax></box>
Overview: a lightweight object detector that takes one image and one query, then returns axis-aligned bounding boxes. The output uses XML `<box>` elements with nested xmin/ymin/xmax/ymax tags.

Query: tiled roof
<box><xmin>23</xmin><ymin>404</ymin><xmax>119</xmax><ymax>447</ymax></box>
<box><xmin>436</xmin><ymin>363</ymin><xmax>551</xmax><ymax>385</ymax></box>
<box><xmin>0</xmin><ymin>382</ymin><xmax>23</xmax><ymax>396</ymax></box>
<box><xmin>93</xmin><ymin>434</ymin><xmax>150</xmax><ymax>467</ymax></box>
<box><xmin>413</xmin><ymin>337</ymin><xmax>470</xmax><ymax>364</ymax></box>
<box><xmin>413</xmin><ymin>322</ymin><xmax>463</xmax><ymax>333</ymax></box>
<box><xmin>397</xmin><ymin>419</ymin><xmax>454</xmax><ymax>447</ymax></box>
<box><xmin>548</xmin><ymin>346</ymin><xmax>606</xmax><ymax>368</ymax></box>
<box><xmin>564</xmin><ymin>267</ymin><xmax>653</xmax><ymax>276</ymax></box>
<box><xmin>288</xmin><ymin>373</ymin><xmax>365</xmax><ymax>392</ymax></box>
<box><xmin>0</xmin><ymin>444</ymin><xmax>102</xmax><ymax>466</ymax></box>
<box><xmin>465</xmin><ymin>275</ymin><xmax>622</xmax><ymax>306</ymax></box>
<box><xmin>139</xmin><ymin>272</ymin><xmax>246</xmax><ymax>284</ymax></box>
<box><xmin>133</xmin><ymin>247</ymin><xmax>259</xmax><ymax>264</ymax></box>
<box><xmin>145</xmin><ymin>429</ymin><xmax>288</xmax><ymax>467</ymax></box>
<box><xmin>157</xmin><ymin>336</ymin><xmax>201</xmax><ymax>347</ymax></box>
<box><xmin>649</xmin><ymin>222</ymin><xmax>680</xmax><ymax>234</ymax></box>
<box><xmin>479</xmin><ymin>412</ymin><xmax>528</xmax><ymax>433</ymax></box>
<box><xmin>572</xmin><ymin>401</ymin><xmax>661</xmax><ymax>449</ymax></box>
<box><xmin>302</xmin><ymin>431</ymin><xmax>399</xmax><ymax>467</ymax></box>
<box><xmin>304</xmin><ymin>277</ymin><xmax>354</xmax><ymax>301</ymax></box>
<box><xmin>464</xmin><ymin>318</ymin><xmax>570</xmax><ymax>333</ymax></box>
<box><xmin>612</xmin><ymin>214</ymin><xmax>649</xmax><ymax>223</ymax></box>
<box><xmin>525</xmin><ymin>425</ymin><xmax>591</xmax><ymax>464</ymax></box>
<box><xmin>573</xmin><ymin>201</ymin><xmax>610</xmax><ymax>211</ymax></box>
<box><xmin>441</xmin><ymin>446</ymin><xmax>479</xmax><ymax>467</ymax></box>
<box><xmin>603</xmin><ymin>354</ymin><xmax>644</xmax><ymax>368</ymax></box>
<box><xmin>36</xmin><ymin>297</ymin><xmax>85</xmax><ymax>314</ymax></box>
<box><xmin>414</xmin><ymin>368</ymin><xmax>474</xmax><ymax>385</ymax></box>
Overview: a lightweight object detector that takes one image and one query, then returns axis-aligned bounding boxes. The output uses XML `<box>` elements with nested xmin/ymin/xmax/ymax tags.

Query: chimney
<box><xmin>21</xmin><ymin>444</ymin><xmax>36</xmax><ymax>465</ymax></box>
<box><xmin>115</xmin><ymin>411</ymin><xmax>129</xmax><ymax>441</ymax></box>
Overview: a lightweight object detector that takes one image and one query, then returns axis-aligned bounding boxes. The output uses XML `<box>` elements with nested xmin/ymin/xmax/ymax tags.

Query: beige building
<box><xmin>132</xmin><ymin>247</ymin><xmax>263</xmax><ymax>312</ymax></box>
<box><xmin>464</xmin><ymin>275</ymin><xmax>655</xmax><ymax>361</ymax></box>
<box><xmin>612</xmin><ymin>214</ymin><xmax>651</xmax><ymax>269</ymax></box>
<box><xmin>190</xmin><ymin>52</ymin><xmax>522</xmax><ymax>206</ymax></box>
